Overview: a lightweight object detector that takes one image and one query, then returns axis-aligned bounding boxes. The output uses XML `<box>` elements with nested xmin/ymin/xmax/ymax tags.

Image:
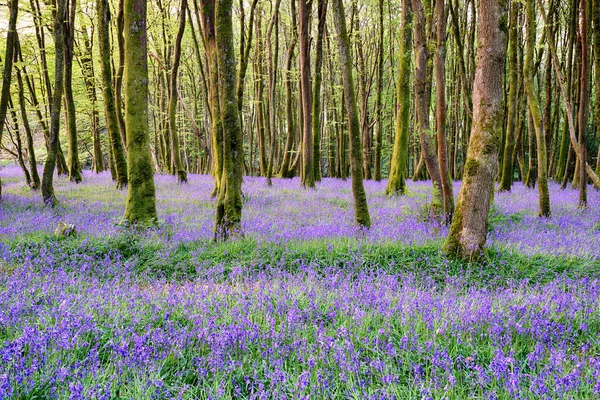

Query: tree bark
<box><xmin>524</xmin><ymin>0</ymin><xmax>550</xmax><ymax>216</ymax></box>
<box><xmin>123</xmin><ymin>0</ymin><xmax>158</xmax><ymax>224</ymax></box>
<box><xmin>0</xmin><ymin>0</ymin><xmax>18</xmax><ymax>144</ymax></box>
<box><xmin>445</xmin><ymin>0</ymin><xmax>507</xmax><ymax>259</ymax></box>
<box><xmin>499</xmin><ymin>0</ymin><xmax>519</xmax><ymax>191</ymax></box>
<box><xmin>331</xmin><ymin>0</ymin><xmax>371</xmax><ymax>228</ymax></box>
<box><xmin>169</xmin><ymin>0</ymin><xmax>189</xmax><ymax>183</ymax></box>
<box><xmin>98</xmin><ymin>0</ymin><xmax>128</xmax><ymax>189</ymax></box>
<box><xmin>299</xmin><ymin>0</ymin><xmax>315</xmax><ymax>187</ymax></box>
<box><xmin>385</xmin><ymin>0</ymin><xmax>412</xmax><ymax>196</ymax></box>
<box><xmin>311</xmin><ymin>0</ymin><xmax>328</xmax><ymax>182</ymax></box>
<box><xmin>42</xmin><ymin>0</ymin><xmax>67</xmax><ymax>205</ymax></box>
<box><xmin>435</xmin><ymin>0</ymin><xmax>455</xmax><ymax>222</ymax></box>
<box><xmin>214</xmin><ymin>0</ymin><xmax>244</xmax><ymax>240</ymax></box>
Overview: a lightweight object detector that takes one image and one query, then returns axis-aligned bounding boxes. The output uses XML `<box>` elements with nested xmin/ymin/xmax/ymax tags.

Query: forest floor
<box><xmin>1</xmin><ymin>166</ymin><xmax>600</xmax><ymax>399</ymax></box>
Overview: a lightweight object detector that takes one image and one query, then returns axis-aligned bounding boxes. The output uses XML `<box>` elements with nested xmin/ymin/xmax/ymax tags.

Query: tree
<box><xmin>435</xmin><ymin>0</ymin><xmax>454</xmax><ymax>221</ymax></box>
<box><xmin>412</xmin><ymin>0</ymin><xmax>445</xmax><ymax>212</ymax></box>
<box><xmin>499</xmin><ymin>0</ymin><xmax>519</xmax><ymax>192</ymax></box>
<box><xmin>331</xmin><ymin>0</ymin><xmax>371</xmax><ymax>228</ymax></box>
<box><xmin>123</xmin><ymin>0</ymin><xmax>158</xmax><ymax>224</ymax></box>
<box><xmin>577</xmin><ymin>0</ymin><xmax>589</xmax><ymax>207</ymax></box>
<box><xmin>385</xmin><ymin>0</ymin><xmax>412</xmax><ymax>196</ymax></box>
<box><xmin>0</xmin><ymin>0</ymin><xmax>18</xmax><ymax>145</ymax></box>
<box><xmin>98</xmin><ymin>0</ymin><xmax>128</xmax><ymax>189</ymax></box>
<box><xmin>445</xmin><ymin>0</ymin><xmax>507</xmax><ymax>259</ymax></box>
<box><xmin>373</xmin><ymin>0</ymin><xmax>384</xmax><ymax>182</ymax></box>
<box><xmin>214</xmin><ymin>0</ymin><xmax>244</xmax><ymax>240</ymax></box>
<box><xmin>41</xmin><ymin>0</ymin><xmax>67</xmax><ymax>205</ymax></box>
<box><xmin>64</xmin><ymin>0</ymin><xmax>82</xmax><ymax>183</ymax></box>
<box><xmin>524</xmin><ymin>0</ymin><xmax>550</xmax><ymax>217</ymax></box>
<box><xmin>169</xmin><ymin>0</ymin><xmax>189</xmax><ymax>183</ymax></box>
<box><xmin>299</xmin><ymin>0</ymin><xmax>315</xmax><ymax>187</ymax></box>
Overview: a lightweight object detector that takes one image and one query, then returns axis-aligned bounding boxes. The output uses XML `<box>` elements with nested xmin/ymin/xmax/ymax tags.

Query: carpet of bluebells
<box><xmin>1</xmin><ymin>166</ymin><xmax>600</xmax><ymax>399</ymax></box>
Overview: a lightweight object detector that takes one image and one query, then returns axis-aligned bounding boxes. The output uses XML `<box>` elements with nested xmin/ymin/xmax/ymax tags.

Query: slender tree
<box><xmin>331</xmin><ymin>0</ymin><xmax>371</xmax><ymax>228</ymax></box>
<box><xmin>524</xmin><ymin>0</ymin><xmax>550</xmax><ymax>216</ymax></box>
<box><xmin>373</xmin><ymin>0</ymin><xmax>384</xmax><ymax>181</ymax></box>
<box><xmin>435</xmin><ymin>0</ymin><xmax>454</xmax><ymax>221</ymax></box>
<box><xmin>499</xmin><ymin>0</ymin><xmax>519</xmax><ymax>191</ymax></box>
<box><xmin>169</xmin><ymin>0</ymin><xmax>189</xmax><ymax>183</ymax></box>
<box><xmin>0</xmin><ymin>0</ymin><xmax>18</xmax><ymax>144</ymax></box>
<box><xmin>445</xmin><ymin>0</ymin><xmax>507</xmax><ymax>259</ymax></box>
<box><xmin>386</xmin><ymin>0</ymin><xmax>412</xmax><ymax>196</ymax></box>
<box><xmin>42</xmin><ymin>0</ymin><xmax>67</xmax><ymax>205</ymax></box>
<box><xmin>299</xmin><ymin>0</ymin><xmax>315</xmax><ymax>187</ymax></box>
<box><xmin>123</xmin><ymin>0</ymin><xmax>157</xmax><ymax>224</ymax></box>
<box><xmin>577</xmin><ymin>0</ymin><xmax>589</xmax><ymax>207</ymax></box>
<box><xmin>98</xmin><ymin>0</ymin><xmax>128</xmax><ymax>189</ymax></box>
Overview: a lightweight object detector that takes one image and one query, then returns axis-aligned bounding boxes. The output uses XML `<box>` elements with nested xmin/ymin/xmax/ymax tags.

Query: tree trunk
<box><xmin>299</xmin><ymin>0</ymin><xmax>315</xmax><ymax>187</ymax></box>
<box><xmin>445</xmin><ymin>0</ymin><xmax>507</xmax><ymax>259</ymax></box>
<box><xmin>578</xmin><ymin>0</ymin><xmax>589</xmax><ymax>207</ymax></box>
<box><xmin>524</xmin><ymin>0</ymin><xmax>550</xmax><ymax>216</ymax></box>
<box><xmin>98</xmin><ymin>0</ymin><xmax>128</xmax><ymax>189</ymax></box>
<box><xmin>214</xmin><ymin>0</ymin><xmax>244</xmax><ymax>240</ymax></box>
<box><xmin>169</xmin><ymin>0</ymin><xmax>189</xmax><ymax>183</ymax></box>
<box><xmin>331</xmin><ymin>0</ymin><xmax>371</xmax><ymax>228</ymax></box>
<box><xmin>412</xmin><ymin>0</ymin><xmax>444</xmax><ymax>211</ymax></box>
<box><xmin>499</xmin><ymin>0</ymin><xmax>519</xmax><ymax>191</ymax></box>
<box><xmin>0</xmin><ymin>0</ymin><xmax>18</xmax><ymax>144</ymax></box>
<box><xmin>435</xmin><ymin>0</ymin><xmax>454</xmax><ymax>222</ymax></box>
<box><xmin>123</xmin><ymin>0</ymin><xmax>157</xmax><ymax>224</ymax></box>
<box><xmin>385</xmin><ymin>0</ymin><xmax>412</xmax><ymax>196</ymax></box>
<box><xmin>266</xmin><ymin>0</ymin><xmax>283</xmax><ymax>185</ymax></box>
<box><xmin>15</xmin><ymin>62</ymin><xmax>40</xmax><ymax>190</ymax></box>
<box><xmin>373</xmin><ymin>0</ymin><xmax>384</xmax><ymax>181</ymax></box>
<box><xmin>42</xmin><ymin>0</ymin><xmax>67</xmax><ymax>205</ymax></box>
<box><xmin>311</xmin><ymin>0</ymin><xmax>328</xmax><ymax>182</ymax></box>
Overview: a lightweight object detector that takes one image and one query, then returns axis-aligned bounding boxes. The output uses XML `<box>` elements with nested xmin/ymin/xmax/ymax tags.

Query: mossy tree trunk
<box><xmin>214</xmin><ymin>0</ymin><xmax>244</xmax><ymax>240</ymax></box>
<box><xmin>524</xmin><ymin>0</ymin><xmax>550</xmax><ymax>216</ymax></box>
<box><xmin>299</xmin><ymin>0</ymin><xmax>315</xmax><ymax>188</ymax></box>
<box><xmin>331</xmin><ymin>0</ymin><xmax>371</xmax><ymax>229</ymax></box>
<box><xmin>0</xmin><ymin>0</ymin><xmax>18</xmax><ymax>145</ymax></box>
<box><xmin>385</xmin><ymin>0</ymin><xmax>412</xmax><ymax>196</ymax></box>
<box><xmin>168</xmin><ymin>0</ymin><xmax>189</xmax><ymax>183</ymax></box>
<box><xmin>123</xmin><ymin>0</ymin><xmax>157</xmax><ymax>224</ymax></box>
<box><xmin>445</xmin><ymin>0</ymin><xmax>507</xmax><ymax>260</ymax></box>
<box><xmin>499</xmin><ymin>0</ymin><xmax>519</xmax><ymax>191</ymax></box>
<box><xmin>98</xmin><ymin>0</ymin><xmax>128</xmax><ymax>189</ymax></box>
<box><xmin>412</xmin><ymin>0</ymin><xmax>444</xmax><ymax>212</ymax></box>
<box><xmin>64</xmin><ymin>0</ymin><xmax>82</xmax><ymax>184</ymax></box>
<box><xmin>42</xmin><ymin>0</ymin><xmax>67</xmax><ymax>205</ymax></box>
<box><xmin>373</xmin><ymin>0</ymin><xmax>384</xmax><ymax>182</ymax></box>
<box><xmin>200</xmin><ymin>0</ymin><xmax>224</xmax><ymax>197</ymax></box>
<box><xmin>435</xmin><ymin>0</ymin><xmax>454</xmax><ymax>222</ymax></box>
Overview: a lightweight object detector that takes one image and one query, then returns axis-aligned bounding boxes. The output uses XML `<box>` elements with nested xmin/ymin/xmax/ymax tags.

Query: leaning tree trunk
<box><xmin>435</xmin><ymin>0</ymin><xmax>454</xmax><ymax>222</ymax></box>
<box><xmin>98</xmin><ymin>0</ymin><xmax>128</xmax><ymax>189</ymax></box>
<box><xmin>64</xmin><ymin>0</ymin><xmax>82</xmax><ymax>183</ymax></box>
<box><xmin>386</xmin><ymin>0</ymin><xmax>412</xmax><ymax>196</ymax></box>
<box><xmin>412</xmin><ymin>0</ymin><xmax>444</xmax><ymax>212</ymax></box>
<box><xmin>214</xmin><ymin>0</ymin><xmax>244</xmax><ymax>240</ymax></box>
<box><xmin>0</xmin><ymin>0</ymin><xmax>19</xmax><ymax>144</ymax></box>
<box><xmin>123</xmin><ymin>0</ymin><xmax>157</xmax><ymax>224</ymax></box>
<box><xmin>331</xmin><ymin>0</ymin><xmax>371</xmax><ymax>229</ymax></box>
<box><xmin>524</xmin><ymin>0</ymin><xmax>550</xmax><ymax>216</ymax></box>
<box><xmin>445</xmin><ymin>0</ymin><xmax>507</xmax><ymax>260</ymax></box>
<box><xmin>168</xmin><ymin>0</ymin><xmax>189</xmax><ymax>183</ymax></box>
<box><xmin>299</xmin><ymin>0</ymin><xmax>315</xmax><ymax>188</ymax></box>
<box><xmin>42</xmin><ymin>0</ymin><xmax>67</xmax><ymax>205</ymax></box>
<box><xmin>499</xmin><ymin>0</ymin><xmax>519</xmax><ymax>191</ymax></box>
